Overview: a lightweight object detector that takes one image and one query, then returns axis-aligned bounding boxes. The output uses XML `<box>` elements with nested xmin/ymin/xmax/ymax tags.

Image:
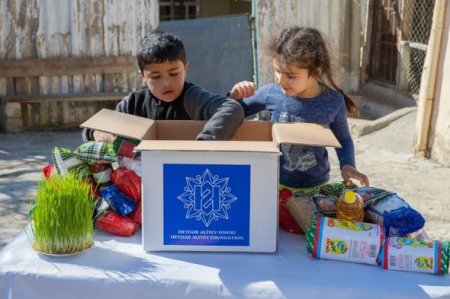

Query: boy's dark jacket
<box><xmin>83</xmin><ymin>82</ymin><xmax>244</xmax><ymax>141</ymax></box>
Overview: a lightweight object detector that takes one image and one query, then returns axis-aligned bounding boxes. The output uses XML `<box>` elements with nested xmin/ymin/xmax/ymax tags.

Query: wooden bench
<box><xmin>0</xmin><ymin>92</ymin><xmax>128</xmax><ymax>127</ymax></box>
<box><xmin>0</xmin><ymin>56</ymin><xmax>136</xmax><ymax>130</ymax></box>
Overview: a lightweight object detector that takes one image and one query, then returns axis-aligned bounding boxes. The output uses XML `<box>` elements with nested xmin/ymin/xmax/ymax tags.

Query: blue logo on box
<box><xmin>164</xmin><ymin>164</ymin><xmax>250</xmax><ymax>246</ymax></box>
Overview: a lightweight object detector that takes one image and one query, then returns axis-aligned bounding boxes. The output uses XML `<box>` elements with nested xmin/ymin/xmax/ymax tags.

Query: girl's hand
<box><xmin>229</xmin><ymin>81</ymin><xmax>256</xmax><ymax>99</ymax></box>
<box><xmin>341</xmin><ymin>165</ymin><xmax>370</xmax><ymax>187</ymax></box>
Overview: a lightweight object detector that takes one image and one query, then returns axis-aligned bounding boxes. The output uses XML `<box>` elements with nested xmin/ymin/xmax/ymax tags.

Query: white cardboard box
<box><xmin>81</xmin><ymin>108</ymin><xmax>340</xmax><ymax>252</ymax></box>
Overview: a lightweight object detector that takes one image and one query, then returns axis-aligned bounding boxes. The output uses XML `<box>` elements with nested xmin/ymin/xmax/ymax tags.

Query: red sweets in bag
<box><xmin>95</xmin><ymin>211</ymin><xmax>139</xmax><ymax>237</ymax></box>
<box><xmin>111</xmin><ymin>168</ymin><xmax>142</xmax><ymax>201</ymax></box>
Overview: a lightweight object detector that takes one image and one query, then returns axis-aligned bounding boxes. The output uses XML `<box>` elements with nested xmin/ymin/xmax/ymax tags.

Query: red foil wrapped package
<box><xmin>111</xmin><ymin>167</ymin><xmax>142</xmax><ymax>201</ymax></box>
<box><xmin>95</xmin><ymin>211</ymin><xmax>139</xmax><ymax>237</ymax></box>
<box><xmin>128</xmin><ymin>200</ymin><xmax>142</xmax><ymax>224</ymax></box>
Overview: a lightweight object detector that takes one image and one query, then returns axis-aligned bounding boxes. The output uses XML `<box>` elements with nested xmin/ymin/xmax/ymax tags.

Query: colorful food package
<box><xmin>52</xmin><ymin>147</ymin><xmax>91</xmax><ymax>178</ymax></box>
<box><xmin>292</xmin><ymin>182</ymin><xmax>358</xmax><ymax>219</ymax></box>
<box><xmin>293</xmin><ymin>181</ymin><xmax>356</xmax><ymax>199</ymax></box>
<box><xmin>89</xmin><ymin>163</ymin><xmax>113</xmax><ymax>187</ymax></box>
<box><xmin>379</xmin><ymin>237</ymin><xmax>449</xmax><ymax>275</ymax></box>
<box><xmin>313</xmin><ymin>195</ymin><xmax>337</xmax><ymax>217</ymax></box>
<box><xmin>95</xmin><ymin>210</ymin><xmax>139</xmax><ymax>237</ymax></box>
<box><xmin>113</xmin><ymin>136</ymin><xmax>141</xmax><ymax>159</ymax></box>
<box><xmin>74</xmin><ymin>141</ymin><xmax>117</xmax><ymax>164</ymax></box>
<box><xmin>317</xmin><ymin>181</ymin><xmax>357</xmax><ymax>197</ymax></box>
<box><xmin>111</xmin><ymin>167</ymin><xmax>142</xmax><ymax>201</ymax></box>
<box><xmin>279</xmin><ymin>188</ymin><xmax>303</xmax><ymax>234</ymax></box>
<box><xmin>354</xmin><ymin>186</ymin><xmax>394</xmax><ymax>207</ymax></box>
<box><xmin>306</xmin><ymin>216</ymin><xmax>384</xmax><ymax>265</ymax></box>
<box><xmin>365</xmin><ymin>193</ymin><xmax>425</xmax><ymax>237</ymax></box>
<box><xmin>286</xmin><ymin>196</ymin><xmax>319</xmax><ymax>233</ymax></box>
<box><xmin>99</xmin><ymin>185</ymin><xmax>136</xmax><ymax>216</ymax></box>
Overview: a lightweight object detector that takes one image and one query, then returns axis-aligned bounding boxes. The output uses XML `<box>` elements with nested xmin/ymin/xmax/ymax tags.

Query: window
<box><xmin>159</xmin><ymin>0</ymin><xmax>199</xmax><ymax>21</ymax></box>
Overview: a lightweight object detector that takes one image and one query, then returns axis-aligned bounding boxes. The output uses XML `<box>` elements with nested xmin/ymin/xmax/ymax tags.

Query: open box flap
<box><xmin>135</xmin><ymin>140</ymin><xmax>279</xmax><ymax>153</ymax></box>
<box><xmin>272</xmin><ymin>123</ymin><xmax>341</xmax><ymax>148</ymax></box>
<box><xmin>80</xmin><ymin>109</ymin><xmax>156</xmax><ymax>140</ymax></box>
<box><xmin>231</xmin><ymin>120</ymin><xmax>273</xmax><ymax>141</ymax></box>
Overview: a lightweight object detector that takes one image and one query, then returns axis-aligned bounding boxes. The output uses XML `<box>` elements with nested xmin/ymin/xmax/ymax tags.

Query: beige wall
<box><xmin>428</xmin><ymin>0</ymin><xmax>450</xmax><ymax>166</ymax></box>
<box><xmin>254</xmin><ymin>0</ymin><xmax>368</xmax><ymax>93</ymax></box>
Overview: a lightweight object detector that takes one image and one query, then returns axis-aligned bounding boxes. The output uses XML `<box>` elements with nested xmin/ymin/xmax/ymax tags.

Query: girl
<box><xmin>229</xmin><ymin>26</ymin><xmax>369</xmax><ymax>190</ymax></box>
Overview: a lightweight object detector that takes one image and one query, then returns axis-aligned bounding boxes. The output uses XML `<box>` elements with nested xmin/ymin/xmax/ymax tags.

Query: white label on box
<box><xmin>384</xmin><ymin>237</ymin><xmax>439</xmax><ymax>274</ymax></box>
<box><xmin>315</xmin><ymin>217</ymin><xmax>383</xmax><ymax>265</ymax></box>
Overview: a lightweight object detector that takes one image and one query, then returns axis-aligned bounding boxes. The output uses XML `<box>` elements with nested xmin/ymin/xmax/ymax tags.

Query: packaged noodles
<box><xmin>306</xmin><ymin>216</ymin><xmax>384</xmax><ymax>265</ymax></box>
<box><xmin>379</xmin><ymin>237</ymin><xmax>449</xmax><ymax>275</ymax></box>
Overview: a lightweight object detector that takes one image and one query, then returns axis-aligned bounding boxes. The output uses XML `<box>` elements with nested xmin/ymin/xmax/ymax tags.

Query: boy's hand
<box><xmin>341</xmin><ymin>165</ymin><xmax>369</xmax><ymax>187</ymax></box>
<box><xmin>229</xmin><ymin>81</ymin><xmax>256</xmax><ymax>99</ymax></box>
<box><xmin>93</xmin><ymin>130</ymin><xmax>116</xmax><ymax>143</ymax></box>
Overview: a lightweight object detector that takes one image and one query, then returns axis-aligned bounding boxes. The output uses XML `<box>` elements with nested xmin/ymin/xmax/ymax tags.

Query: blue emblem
<box><xmin>163</xmin><ymin>164</ymin><xmax>250</xmax><ymax>246</ymax></box>
<box><xmin>177</xmin><ymin>169</ymin><xmax>237</xmax><ymax>227</ymax></box>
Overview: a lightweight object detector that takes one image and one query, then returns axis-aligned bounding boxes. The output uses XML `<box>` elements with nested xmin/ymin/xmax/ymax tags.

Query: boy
<box><xmin>82</xmin><ymin>31</ymin><xmax>243</xmax><ymax>142</ymax></box>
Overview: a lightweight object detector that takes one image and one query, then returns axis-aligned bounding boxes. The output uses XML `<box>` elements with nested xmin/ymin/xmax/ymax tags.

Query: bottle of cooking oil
<box><xmin>336</xmin><ymin>190</ymin><xmax>364</xmax><ymax>221</ymax></box>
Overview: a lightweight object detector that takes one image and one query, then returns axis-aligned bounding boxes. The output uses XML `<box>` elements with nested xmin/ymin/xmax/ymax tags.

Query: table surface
<box><xmin>0</xmin><ymin>227</ymin><xmax>449</xmax><ymax>299</ymax></box>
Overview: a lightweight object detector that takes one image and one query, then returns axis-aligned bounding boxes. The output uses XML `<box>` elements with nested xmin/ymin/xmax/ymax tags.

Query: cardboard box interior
<box><xmin>80</xmin><ymin>108</ymin><xmax>341</xmax><ymax>150</ymax></box>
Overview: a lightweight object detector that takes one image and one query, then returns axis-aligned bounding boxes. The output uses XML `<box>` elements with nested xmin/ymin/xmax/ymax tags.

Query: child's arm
<box><xmin>229</xmin><ymin>81</ymin><xmax>272</xmax><ymax>118</ymax></box>
<box><xmin>229</xmin><ymin>81</ymin><xmax>256</xmax><ymax>99</ymax></box>
<box><xmin>341</xmin><ymin>165</ymin><xmax>369</xmax><ymax>186</ymax></box>
<box><xmin>81</xmin><ymin>93</ymin><xmax>133</xmax><ymax>143</ymax></box>
<box><xmin>81</xmin><ymin>128</ymin><xmax>115</xmax><ymax>143</ymax></box>
<box><xmin>330</xmin><ymin>100</ymin><xmax>369</xmax><ymax>186</ymax></box>
<box><xmin>184</xmin><ymin>85</ymin><xmax>244</xmax><ymax>140</ymax></box>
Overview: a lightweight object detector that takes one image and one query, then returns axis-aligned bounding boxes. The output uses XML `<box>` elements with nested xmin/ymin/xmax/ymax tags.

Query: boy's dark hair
<box><xmin>137</xmin><ymin>31</ymin><xmax>187</xmax><ymax>71</ymax></box>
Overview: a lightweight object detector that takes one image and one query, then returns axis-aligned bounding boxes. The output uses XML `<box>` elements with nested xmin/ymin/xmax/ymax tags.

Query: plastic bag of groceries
<box><xmin>95</xmin><ymin>210</ymin><xmax>139</xmax><ymax>237</ymax></box>
<box><xmin>111</xmin><ymin>167</ymin><xmax>141</xmax><ymax>201</ymax></box>
<box><xmin>364</xmin><ymin>192</ymin><xmax>425</xmax><ymax>237</ymax></box>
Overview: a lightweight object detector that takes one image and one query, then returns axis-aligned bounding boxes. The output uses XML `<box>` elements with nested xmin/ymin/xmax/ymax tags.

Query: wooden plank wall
<box><xmin>0</xmin><ymin>0</ymin><xmax>158</xmax><ymax>132</ymax></box>
<box><xmin>255</xmin><ymin>0</ymin><xmax>366</xmax><ymax>93</ymax></box>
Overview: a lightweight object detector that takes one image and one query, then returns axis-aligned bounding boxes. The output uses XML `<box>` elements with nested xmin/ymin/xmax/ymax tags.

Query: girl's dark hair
<box><xmin>137</xmin><ymin>31</ymin><xmax>187</xmax><ymax>71</ymax></box>
<box><xmin>269</xmin><ymin>26</ymin><xmax>357</xmax><ymax>114</ymax></box>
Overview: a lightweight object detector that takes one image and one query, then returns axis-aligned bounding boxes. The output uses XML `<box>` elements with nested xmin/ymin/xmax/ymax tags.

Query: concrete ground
<box><xmin>0</xmin><ymin>108</ymin><xmax>449</xmax><ymax>250</ymax></box>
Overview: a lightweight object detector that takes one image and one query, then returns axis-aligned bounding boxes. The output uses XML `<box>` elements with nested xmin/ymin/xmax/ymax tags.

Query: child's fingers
<box><xmin>341</xmin><ymin>171</ymin><xmax>351</xmax><ymax>184</ymax></box>
<box><xmin>229</xmin><ymin>86</ymin><xmax>243</xmax><ymax>99</ymax></box>
<box><xmin>241</xmin><ymin>82</ymin><xmax>256</xmax><ymax>97</ymax></box>
<box><xmin>359</xmin><ymin>174</ymin><xmax>370</xmax><ymax>187</ymax></box>
<box><xmin>230</xmin><ymin>81</ymin><xmax>255</xmax><ymax>99</ymax></box>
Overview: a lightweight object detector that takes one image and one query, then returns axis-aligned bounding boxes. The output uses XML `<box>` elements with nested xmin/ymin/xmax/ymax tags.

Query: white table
<box><xmin>0</xmin><ymin>227</ymin><xmax>449</xmax><ymax>299</ymax></box>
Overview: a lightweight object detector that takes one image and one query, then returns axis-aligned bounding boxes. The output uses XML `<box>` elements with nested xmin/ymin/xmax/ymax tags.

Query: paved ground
<box><xmin>0</xmin><ymin>129</ymin><xmax>84</xmax><ymax>249</ymax></box>
<box><xmin>0</xmin><ymin>108</ymin><xmax>449</xmax><ymax>250</ymax></box>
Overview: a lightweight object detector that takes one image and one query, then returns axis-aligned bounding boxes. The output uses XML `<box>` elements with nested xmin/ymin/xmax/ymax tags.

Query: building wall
<box><xmin>0</xmin><ymin>0</ymin><xmax>158</xmax><ymax>132</ymax></box>
<box><xmin>197</xmin><ymin>0</ymin><xmax>251</xmax><ymax>18</ymax></box>
<box><xmin>429</xmin><ymin>0</ymin><xmax>450</xmax><ymax>166</ymax></box>
<box><xmin>254</xmin><ymin>0</ymin><xmax>368</xmax><ymax>93</ymax></box>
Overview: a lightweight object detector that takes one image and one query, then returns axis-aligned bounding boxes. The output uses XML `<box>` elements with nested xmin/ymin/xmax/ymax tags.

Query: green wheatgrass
<box><xmin>32</xmin><ymin>174</ymin><xmax>95</xmax><ymax>254</ymax></box>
